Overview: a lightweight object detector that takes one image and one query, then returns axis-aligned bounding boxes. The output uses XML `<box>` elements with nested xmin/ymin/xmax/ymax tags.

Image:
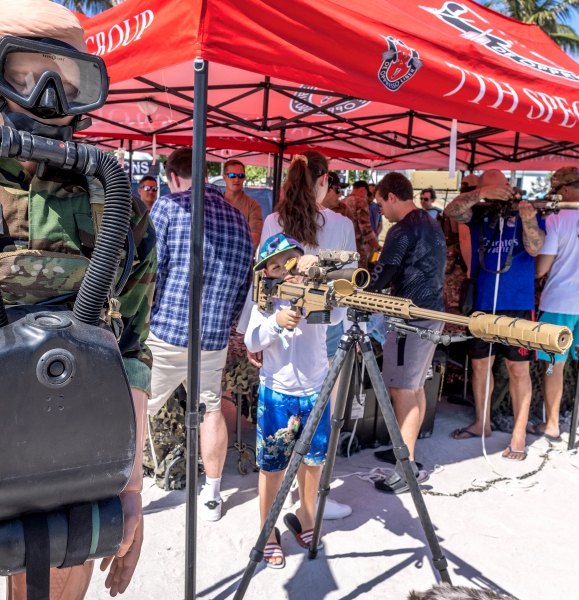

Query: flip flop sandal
<box><xmin>451</xmin><ymin>427</ymin><xmax>481</xmax><ymax>440</ymax></box>
<box><xmin>374</xmin><ymin>469</ymin><xmax>430</xmax><ymax>495</ymax></box>
<box><xmin>526</xmin><ymin>423</ymin><xmax>562</xmax><ymax>443</ymax></box>
<box><xmin>501</xmin><ymin>445</ymin><xmax>528</xmax><ymax>461</ymax></box>
<box><xmin>263</xmin><ymin>527</ymin><xmax>285</xmax><ymax>569</ymax></box>
<box><xmin>283</xmin><ymin>513</ymin><xmax>324</xmax><ymax>549</ymax></box>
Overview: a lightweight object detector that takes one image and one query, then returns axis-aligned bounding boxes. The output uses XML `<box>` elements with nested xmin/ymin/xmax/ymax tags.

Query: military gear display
<box><xmin>253</xmin><ymin>253</ymin><xmax>573</xmax><ymax>356</ymax></box>
<box><xmin>0</xmin><ymin>122</ymin><xmax>135</xmax><ymax>596</ymax></box>
<box><xmin>0</xmin><ymin>36</ymin><xmax>108</xmax><ymax>119</ymax></box>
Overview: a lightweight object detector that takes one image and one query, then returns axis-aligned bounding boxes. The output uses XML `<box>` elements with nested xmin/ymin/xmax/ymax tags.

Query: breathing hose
<box><xmin>73</xmin><ymin>152</ymin><xmax>132</xmax><ymax>325</ymax></box>
<box><xmin>0</xmin><ymin>126</ymin><xmax>132</xmax><ymax>326</ymax></box>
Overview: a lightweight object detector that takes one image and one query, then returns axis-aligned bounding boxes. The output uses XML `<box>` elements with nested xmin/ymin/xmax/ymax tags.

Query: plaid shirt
<box><xmin>150</xmin><ymin>184</ymin><xmax>253</xmax><ymax>350</ymax></box>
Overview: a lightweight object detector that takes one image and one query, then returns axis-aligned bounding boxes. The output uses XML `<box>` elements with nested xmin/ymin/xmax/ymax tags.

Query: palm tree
<box><xmin>484</xmin><ymin>0</ymin><xmax>579</xmax><ymax>52</ymax></box>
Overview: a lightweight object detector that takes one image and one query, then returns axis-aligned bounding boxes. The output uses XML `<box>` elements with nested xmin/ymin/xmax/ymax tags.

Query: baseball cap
<box><xmin>550</xmin><ymin>166</ymin><xmax>579</xmax><ymax>191</ymax></box>
<box><xmin>254</xmin><ymin>234</ymin><xmax>304</xmax><ymax>272</ymax></box>
<box><xmin>328</xmin><ymin>171</ymin><xmax>348</xmax><ymax>189</ymax></box>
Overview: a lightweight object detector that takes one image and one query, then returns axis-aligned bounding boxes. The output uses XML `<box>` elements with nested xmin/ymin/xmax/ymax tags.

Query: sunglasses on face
<box><xmin>140</xmin><ymin>186</ymin><xmax>158</xmax><ymax>192</ymax></box>
<box><xmin>226</xmin><ymin>172</ymin><xmax>245</xmax><ymax>179</ymax></box>
<box><xmin>331</xmin><ymin>186</ymin><xmax>342</xmax><ymax>194</ymax></box>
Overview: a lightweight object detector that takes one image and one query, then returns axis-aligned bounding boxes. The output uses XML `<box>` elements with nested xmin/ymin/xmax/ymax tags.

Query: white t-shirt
<box><xmin>237</xmin><ymin>208</ymin><xmax>357</xmax><ymax>333</ymax></box>
<box><xmin>539</xmin><ymin>210</ymin><xmax>579</xmax><ymax>314</ymax></box>
<box><xmin>244</xmin><ymin>299</ymin><xmax>344</xmax><ymax>396</ymax></box>
<box><xmin>260</xmin><ymin>208</ymin><xmax>357</xmax><ymax>259</ymax></box>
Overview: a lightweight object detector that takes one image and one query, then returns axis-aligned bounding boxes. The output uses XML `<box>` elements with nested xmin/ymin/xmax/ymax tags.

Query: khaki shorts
<box><xmin>147</xmin><ymin>331</ymin><xmax>228</xmax><ymax>416</ymax></box>
<box><xmin>381</xmin><ymin>319</ymin><xmax>441</xmax><ymax>390</ymax></box>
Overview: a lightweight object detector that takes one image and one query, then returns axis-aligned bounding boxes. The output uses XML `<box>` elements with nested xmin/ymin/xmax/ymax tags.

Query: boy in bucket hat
<box><xmin>531</xmin><ymin>166</ymin><xmax>579</xmax><ymax>441</ymax></box>
<box><xmin>245</xmin><ymin>234</ymin><xmax>345</xmax><ymax>568</ymax></box>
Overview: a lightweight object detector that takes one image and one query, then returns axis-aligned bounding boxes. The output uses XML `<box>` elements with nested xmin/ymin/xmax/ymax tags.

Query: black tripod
<box><xmin>234</xmin><ymin>310</ymin><xmax>452</xmax><ymax>599</ymax></box>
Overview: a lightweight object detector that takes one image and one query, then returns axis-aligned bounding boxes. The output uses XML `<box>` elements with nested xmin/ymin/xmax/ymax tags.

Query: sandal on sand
<box><xmin>283</xmin><ymin>513</ymin><xmax>323</xmax><ymax>549</ymax></box>
<box><xmin>451</xmin><ymin>427</ymin><xmax>481</xmax><ymax>440</ymax></box>
<box><xmin>263</xmin><ymin>527</ymin><xmax>285</xmax><ymax>569</ymax></box>
<box><xmin>502</xmin><ymin>445</ymin><xmax>528</xmax><ymax>461</ymax></box>
<box><xmin>526</xmin><ymin>423</ymin><xmax>562</xmax><ymax>443</ymax></box>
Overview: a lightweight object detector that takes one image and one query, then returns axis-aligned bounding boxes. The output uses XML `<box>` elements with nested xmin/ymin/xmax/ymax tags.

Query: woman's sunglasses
<box><xmin>226</xmin><ymin>173</ymin><xmax>246</xmax><ymax>179</ymax></box>
<box><xmin>140</xmin><ymin>185</ymin><xmax>158</xmax><ymax>192</ymax></box>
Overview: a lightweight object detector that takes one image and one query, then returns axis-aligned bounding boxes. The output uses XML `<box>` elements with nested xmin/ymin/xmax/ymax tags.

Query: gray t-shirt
<box><xmin>370</xmin><ymin>208</ymin><xmax>446</xmax><ymax>311</ymax></box>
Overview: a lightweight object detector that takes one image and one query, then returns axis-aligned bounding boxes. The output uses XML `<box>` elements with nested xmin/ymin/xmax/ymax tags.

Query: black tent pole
<box><xmin>185</xmin><ymin>57</ymin><xmax>209</xmax><ymax>600</ymax></box>
<box><xmin>273</xmin><ymin>129</ymin><xmax>285</xmax><ymax>209</ymax></box>
<box><xmin>271</xmin><ymin>151</ymin><xmax>279</xmax><ymax>211</ymax></box>
<box><xmin>128</xmin><ymin>139</ymin><xmax>133</xmax><ymax>185</ymax></box>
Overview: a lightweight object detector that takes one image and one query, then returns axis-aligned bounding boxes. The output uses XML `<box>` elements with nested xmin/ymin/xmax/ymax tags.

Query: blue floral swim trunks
<box><xmin>256</xmin><ymin>384</ymin><xmax>330</xmax><ymax>472</ymax></box>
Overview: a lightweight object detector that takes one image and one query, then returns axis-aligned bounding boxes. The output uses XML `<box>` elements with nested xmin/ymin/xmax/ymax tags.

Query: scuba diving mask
<box><xmin>0</xmin><ymin>36</ymin><xmax>108</xmax><ymax>119</ymax></box>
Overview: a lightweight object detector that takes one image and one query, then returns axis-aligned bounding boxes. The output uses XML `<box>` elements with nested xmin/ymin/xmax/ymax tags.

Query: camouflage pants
<box><xmin>143</xmin><ymin>390</ymin><xmax>190</xmax><ymax>490</ymax></box>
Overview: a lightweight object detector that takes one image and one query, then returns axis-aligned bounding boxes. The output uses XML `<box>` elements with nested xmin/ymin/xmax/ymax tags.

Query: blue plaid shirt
<box><xmin>150</xmin><ymin>184</ymin><xmax>253</xmax><ymax>350</ymax></box>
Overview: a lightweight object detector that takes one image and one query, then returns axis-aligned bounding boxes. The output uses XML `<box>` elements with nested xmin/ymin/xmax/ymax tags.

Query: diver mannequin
<box><xmin>0</xmin><ymin>1</ymin><xmax>156</xmax><ymax>598</ymax></box>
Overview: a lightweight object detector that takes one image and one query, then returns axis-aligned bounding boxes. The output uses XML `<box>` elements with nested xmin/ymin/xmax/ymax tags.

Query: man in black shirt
<box><xmin>368</xmin><ymin>172</ymin><xmax>446</xmax><ymax>493</ymax></box>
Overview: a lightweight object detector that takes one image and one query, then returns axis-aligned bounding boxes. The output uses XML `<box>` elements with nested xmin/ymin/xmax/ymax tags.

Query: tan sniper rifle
<box><xmin>252</xmin><ymin>250</ymin><xmax>572</xmax><ymax>356</ymax></box>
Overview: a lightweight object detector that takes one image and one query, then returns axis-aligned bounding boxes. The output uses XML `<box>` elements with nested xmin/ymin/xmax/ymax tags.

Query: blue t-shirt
<box><xmin>469</xmin><ymin>207</ymin><xmax>545</xmax><ymax>311</ymax></box>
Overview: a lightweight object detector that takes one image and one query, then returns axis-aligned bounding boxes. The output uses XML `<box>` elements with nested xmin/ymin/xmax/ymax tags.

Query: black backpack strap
<box><xmin>59</xmin><ymin>503</ymin><xmax>94</xmax><ymax>569</ymax></box>
<box><xmin>478</xmin><ymin>216</ymin><xmax>518</xmax><ymax>275</ymax></box>
<box><xmin>22</xmin><ymin>514</ymin><xmax>50</xmax><ymax>600</ymax></box>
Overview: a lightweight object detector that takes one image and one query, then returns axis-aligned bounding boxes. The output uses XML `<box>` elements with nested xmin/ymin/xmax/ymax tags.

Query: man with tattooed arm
<box><xmin>445</xmin><ymin>170</ymin><xmax>545</xmax><ymax>461</ymax></box>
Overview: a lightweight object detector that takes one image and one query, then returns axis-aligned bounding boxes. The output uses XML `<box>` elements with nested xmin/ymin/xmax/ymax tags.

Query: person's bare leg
<box><xmin>389</xmin><ymin>387</ymin><xmax>425</xmax><ymax>461</ymax></box>
<box><xmin>258</xmin><ymin>469</ymin><xmax>286</xmax><ymax>565</ymax></box>
<box><xmin>199</xmin><ymin>409</ymin><xmax>228</xmax><ymax>479</ymax></box>
<box><xmin>503</xmin><ymin>359</ymin><xmax>532</xmax><ymax>460</ymax></box>
<box><xmin>8</xmin><ymin>562</ymin><xmax>94</xmax><ymax>600</ymax></box>
<box><xmin>452</xmin><ymin>355</ymin><xmax>495</xmax><ymax>439</ymax></box>
<box><xmin>295</xmin><ymin>464</ymin><xmax>323</xmax><ymax>532</ymax></box>
<box><xmin>536</xmin><ymin>361</ymin><xmax>566</xmax><ymax>438</ymax></box>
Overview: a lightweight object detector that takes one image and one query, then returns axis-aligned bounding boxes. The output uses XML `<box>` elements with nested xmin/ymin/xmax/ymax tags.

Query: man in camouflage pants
<box><xmin>0</xmin><ymin>2</ymin><xmax>157</xmax><ymax>597</ymax></box>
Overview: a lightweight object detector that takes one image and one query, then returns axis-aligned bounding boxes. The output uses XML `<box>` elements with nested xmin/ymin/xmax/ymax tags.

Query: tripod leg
<box><xmin>568</xmin><ymin>363</ymin><xmax>579</xmax><ymax>452</ymax></box>
<box><xmin>359</xmin><ymin>337</ymin><xmax>452</xmax><ymax>584</ymax></box>
<box><xmin>308</xmin><ymin>345</ymin><xmax>356</xmax><ymax>559</ymax></box>
<box><xmin>233</xmin><ymin>343</ymin><xmax>352</xmax><ymax>600</ymax></box>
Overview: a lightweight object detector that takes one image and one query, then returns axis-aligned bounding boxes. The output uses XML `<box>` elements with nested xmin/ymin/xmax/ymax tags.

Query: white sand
<box><xmin>2</xmin><ymin>398</ymin><xmax>578</xmax><ymax>599</ymax></box>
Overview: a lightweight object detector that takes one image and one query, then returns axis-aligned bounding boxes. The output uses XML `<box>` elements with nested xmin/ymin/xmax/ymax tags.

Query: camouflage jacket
<box><xmin>342</xmin><ymin>194</ymin><xmax>377</xmax><ymax>246</ymax></box>
<box><xmin>0</xmin><ymin>158</ymin><xmax>157</xmax><ymax>395</ymax></box>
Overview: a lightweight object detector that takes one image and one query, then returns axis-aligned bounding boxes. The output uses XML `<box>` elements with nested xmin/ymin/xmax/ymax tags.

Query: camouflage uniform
<box><xmin>326</xmin><ymin>201</ymin><xmax>352</xmax><ymax>220</ymax></box>
<box><xmin>0</xmin><ymin>158</ymin><xmax>157</xmax><ymax>394</ymax></box>
<box><xmin>143</xmin><ymin>390</ymin><xmax>188</xmax><ymax>490</ymax></box>
<box><xmin>342</xmin><ymin>194</ymin><xmax>377</xmax><ymax>269</ymax></box>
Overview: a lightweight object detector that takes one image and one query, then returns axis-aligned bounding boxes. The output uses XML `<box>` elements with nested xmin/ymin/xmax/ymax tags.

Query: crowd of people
<box><xmin>2</xmin><ymin>1</ymin><xmax>574</xmax><ymax>596</ymax></box>
<box><xmin>140</xmin><ymin>149</ymin><xmax>578</xmax><ymax>569</ymax></box>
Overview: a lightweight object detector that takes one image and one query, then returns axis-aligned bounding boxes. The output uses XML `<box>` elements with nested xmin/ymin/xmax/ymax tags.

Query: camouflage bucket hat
<box><xmin>551</xmin><ymin>166</ymin><xmax>579</xmax><ymax>192</ymax></box>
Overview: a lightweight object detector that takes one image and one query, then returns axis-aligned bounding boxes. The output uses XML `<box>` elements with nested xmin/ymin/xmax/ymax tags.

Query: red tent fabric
<box><xmin>78</xmin><ymin>0</ymin><xmax>579</xmax><ymax>170</ymax></box>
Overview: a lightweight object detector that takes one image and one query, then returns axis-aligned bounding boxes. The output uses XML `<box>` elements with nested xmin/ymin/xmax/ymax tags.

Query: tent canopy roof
<box><xmin>79</xmin><ymin>0</ymin><xmax>579</xmax><ymax>170</ymax></box>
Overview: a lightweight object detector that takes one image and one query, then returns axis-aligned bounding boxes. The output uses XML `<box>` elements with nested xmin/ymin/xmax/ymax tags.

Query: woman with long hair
<box><xmin>265</xmin><ymin>151</ymin><xmax>356</xmax><ymax>256</ymax></box>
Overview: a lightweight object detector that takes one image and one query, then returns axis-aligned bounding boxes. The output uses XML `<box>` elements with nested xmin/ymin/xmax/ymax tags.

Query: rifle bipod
<box><xmin>233</xmin><ymin>309</ymin><xmax>452</xmax><ymax>599</ymax></box>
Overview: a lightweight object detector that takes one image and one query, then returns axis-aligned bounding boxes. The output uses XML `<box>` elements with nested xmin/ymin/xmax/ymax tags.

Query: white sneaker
<box><xmin>318</xmin><ymin>497</ymin><xmax>352</xmax><ymax>520</ymax></box>
<box><xmin>200</xmin><ymin>487</ymin><xmax>222</xmax><ymax>522</ymax></box>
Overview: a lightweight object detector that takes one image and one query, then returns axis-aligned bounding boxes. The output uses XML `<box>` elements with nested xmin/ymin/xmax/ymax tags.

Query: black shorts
<box><xmin>467</xmin><ymin>310</ymin><xmax>534</xmax><ymax>362</ymax></box>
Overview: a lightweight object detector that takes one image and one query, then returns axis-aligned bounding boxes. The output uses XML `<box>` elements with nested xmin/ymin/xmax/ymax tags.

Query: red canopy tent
<box><xmin>78</xmin><ymin>0</ymin><xmax>579</xmax><ymax>174</ymax></box>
